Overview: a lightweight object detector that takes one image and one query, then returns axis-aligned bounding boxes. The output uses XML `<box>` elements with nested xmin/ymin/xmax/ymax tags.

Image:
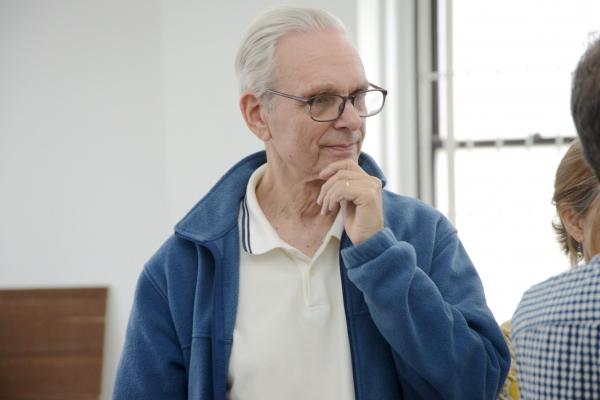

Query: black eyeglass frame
<box><xmin>265</xmin><ymin>82</ymin><xmax>388</xmax><ymax>122</ymax></box>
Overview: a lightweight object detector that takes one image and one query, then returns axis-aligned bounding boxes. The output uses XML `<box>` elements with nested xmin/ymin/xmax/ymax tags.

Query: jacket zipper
<box><xmin>192</xmin><ymin>239</ymin><xmax>227</xmax><ymax>400</ymax></box>
<box><xmin>340</xmin><ymin>234</ymin><xmax>360</xmax><ymax>400</ymax></box>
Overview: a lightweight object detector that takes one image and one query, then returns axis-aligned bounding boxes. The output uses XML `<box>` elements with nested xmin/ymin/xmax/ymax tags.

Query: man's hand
<box><xmin>317</xmin><ymin>159</ymin><xmax>384</xmax><ymax>245</ymax></box>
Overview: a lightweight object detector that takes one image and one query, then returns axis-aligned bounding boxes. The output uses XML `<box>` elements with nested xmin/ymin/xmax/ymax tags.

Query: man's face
<box><xmin>262</xmin><ymin>30</ymin><xmax>369</xmax><ymax>180</ymax></box>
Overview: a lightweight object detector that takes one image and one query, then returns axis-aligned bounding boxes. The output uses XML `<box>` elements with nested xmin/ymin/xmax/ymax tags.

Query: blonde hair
<box><xmin>552</xmin><ymin>138</ymin><xmax>600</xmax><ymax>265</ymax></box>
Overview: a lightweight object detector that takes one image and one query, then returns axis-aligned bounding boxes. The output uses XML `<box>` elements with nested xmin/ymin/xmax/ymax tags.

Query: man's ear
<box><xmin>559</xmin><ymin>206</ymin><xmax>585</xmax><ymax>243</ymax></box>
<box><xmin>240</xmin><ymin>90</ymin><xmax>271</xmax><ymax>142</ymax></box>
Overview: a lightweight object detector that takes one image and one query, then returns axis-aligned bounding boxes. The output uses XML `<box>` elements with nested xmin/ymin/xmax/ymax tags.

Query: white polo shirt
<box><xmin>226</xmin><ymin>164</ymin><xmax>355</xmax><ymax>400</ymax></box>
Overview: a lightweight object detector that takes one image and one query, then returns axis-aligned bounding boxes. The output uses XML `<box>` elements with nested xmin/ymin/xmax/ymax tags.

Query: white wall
<box><xmin>0</xmin><ymin>1</ymin><xmax>358</xmax><ymax>398</ymax></box>
<box><xmin>0</xmin><ymin>1</ymin><xmax>169</xmax><ymax>398</ymax></box>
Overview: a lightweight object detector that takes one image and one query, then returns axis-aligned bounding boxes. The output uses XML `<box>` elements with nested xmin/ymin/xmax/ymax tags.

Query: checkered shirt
<box><xmin>511</xmin><ymin>255</ymin><xmax>600</xmax><ymax>399</ymax></box>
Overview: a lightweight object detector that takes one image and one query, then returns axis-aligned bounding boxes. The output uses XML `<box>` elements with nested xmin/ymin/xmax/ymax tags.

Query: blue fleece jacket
<box><xmin>113</xmin><ymin>151</ymin><xmax>510</xmax><ymax>400</ymax></box>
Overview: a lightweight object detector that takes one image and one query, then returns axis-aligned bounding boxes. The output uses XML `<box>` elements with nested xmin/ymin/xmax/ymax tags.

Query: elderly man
<box><xmin>113</xmin><ymin>6</ymin><xmax>509</xmax><ymax>400</ymax></box>
<box><xmin>511</xmin><ymin>37</ymin><xmax>600</xmax><ymax>400</ymax></box>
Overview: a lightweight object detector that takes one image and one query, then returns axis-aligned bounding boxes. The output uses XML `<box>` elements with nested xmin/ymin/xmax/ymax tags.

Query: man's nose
<box><xmin>334</xmin><ymin>98</ymin><xmax>362</xmax><ymax>131</ymax></box>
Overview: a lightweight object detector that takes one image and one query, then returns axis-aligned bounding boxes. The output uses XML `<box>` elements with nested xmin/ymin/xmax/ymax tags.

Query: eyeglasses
<box><xmin>266</xmin><ymin>82</ymin><xmax>387</xmax><ymax>122</ymax></box>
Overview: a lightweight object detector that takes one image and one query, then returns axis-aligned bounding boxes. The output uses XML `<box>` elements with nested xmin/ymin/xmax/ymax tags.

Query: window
<box><xmin>435</xmin><ymin>0</ymin><xmax>600</xmax><ymax>322</ymax></box>
<box><xmin>356</xmin><ymin>0</ymin><xmax>599</xmax><ymax>323</ymax></box>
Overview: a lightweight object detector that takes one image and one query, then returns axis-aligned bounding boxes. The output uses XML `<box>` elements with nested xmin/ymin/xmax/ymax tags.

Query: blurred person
<box><xmin>572</xmin><ymin>36</ymin><xmax>600</xmax><ymax>180</ymax></box>
<box><xmin>496</xmin><ymin>319</ymin><xmax>520</xmax><ymax>400</ymax></box>
<box><xmin>552</xmin><ymin>139</ymin><xmax>600</xmax><ymax>265</ymax></box>
<box><xmin>511</xmin><ymin>139</ymin><xmax>600</xmax><ymax>399</ymax></box>
<box><xmin>113</xmin><ymin>6</ymin><xmax>509</xmax><ymax>400</ymax></box>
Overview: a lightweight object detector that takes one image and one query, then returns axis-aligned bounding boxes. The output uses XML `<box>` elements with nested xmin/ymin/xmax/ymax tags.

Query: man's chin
<box><xmin>323</xmin><ymin>145</ymin><xmax>359</xmax><ymax>160</ymax></box>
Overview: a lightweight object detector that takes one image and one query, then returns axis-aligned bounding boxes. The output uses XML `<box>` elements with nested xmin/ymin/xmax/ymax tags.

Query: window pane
<box><xmin>453</xmin><ymin>70</ymin><xmax>574</xmax><ymax>141</ymax></box>
<box><xmin>449</xmin><ymin>0</ymin><xmax>600</xmax><ymax>141</ymax></box>
<box><xmin>436</xmin><ymin>145</ymin><xmax>571</xmax><ymax>322</ymax></box>
<box><xmin>436</xmin><ymin>0</ymin><xmax>600</xmax><ymax>323</ymax></box>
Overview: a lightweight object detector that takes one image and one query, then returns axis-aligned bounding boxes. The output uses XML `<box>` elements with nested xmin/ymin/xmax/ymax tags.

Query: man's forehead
<box><xmin>274</xmin><ymin>30</ymin><xmax>367</xmax><ymax>92</ymax></box>
<box><xmin>275</xmin><ymin>30</ymin><xmax>358</xmax><ymax>61</ymax></box>
<box><xmin>300</xmin><ymin>81</ymin><xmax>370</xmax><ymax>94</ymax></box>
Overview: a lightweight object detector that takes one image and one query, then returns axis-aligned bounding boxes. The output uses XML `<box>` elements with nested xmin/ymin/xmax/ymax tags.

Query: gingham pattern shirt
<box><xmin>511</xmin><ymin>255</ymin><xmax>600</xmax><ymax>399</ymax></box>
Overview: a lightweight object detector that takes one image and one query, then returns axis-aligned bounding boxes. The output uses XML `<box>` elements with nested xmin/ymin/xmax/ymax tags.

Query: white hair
<box><xmin>235</xmin><ymin>6</ymin><xmax>349</xmax><ymax>104</ymax></box>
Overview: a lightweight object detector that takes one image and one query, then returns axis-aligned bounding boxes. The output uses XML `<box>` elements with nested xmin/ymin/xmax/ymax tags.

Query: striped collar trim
<box><xmin>240</xmin><ymin>163</ymin><xmax>344</xmax><ymax>255</ymax></box>
<box><xmin>241</xmin><ymin>164</ymin><xmax>284</xmax><ymax>255</ymax></box>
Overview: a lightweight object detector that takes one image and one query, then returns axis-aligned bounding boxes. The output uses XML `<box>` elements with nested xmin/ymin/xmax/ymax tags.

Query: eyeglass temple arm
<box><xmin>369</xmin><ymin>82</ymin><xmax>387</xmax><ymax>94</ymax></box>
<box><xmin>265</xmin><ymin>89</ymin><xmax>312</xmax><ymax>104</ymax></box>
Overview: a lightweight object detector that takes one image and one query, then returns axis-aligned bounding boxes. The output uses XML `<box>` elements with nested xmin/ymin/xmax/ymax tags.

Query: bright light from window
<box><xmin>437</xmin><ymin>0</ymin><xmax>600</xmax><ymax>323</ymax></box>
<box><xmin>451</xmin><ymin>0</ymin><xmax>599</xmax><ymax>141</ymax></box>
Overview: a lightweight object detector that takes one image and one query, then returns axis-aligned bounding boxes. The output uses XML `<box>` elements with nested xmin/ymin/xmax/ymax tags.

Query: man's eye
<box><xmin>313</xmin><ymin>96</ymin><xmax>325</xmax><ymax>104</ymax></box>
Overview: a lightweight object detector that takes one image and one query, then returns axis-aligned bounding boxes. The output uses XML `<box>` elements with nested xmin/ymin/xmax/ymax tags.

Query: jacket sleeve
<box><xmin>341</xmin><ymin>227</ymin><xmax>510</xmax><ymax>400</ymax></box>
<box><xmin>112</xmin><ymin>268</ymin><xmax>188</xmax><ymax>399</ymax></box>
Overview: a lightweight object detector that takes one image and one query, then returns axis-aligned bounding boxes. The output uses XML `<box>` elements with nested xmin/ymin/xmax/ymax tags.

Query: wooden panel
<box><xmin>0</xmin><ymin>288</ymin><xmax>107</xmax><ymax>400</ymax></box>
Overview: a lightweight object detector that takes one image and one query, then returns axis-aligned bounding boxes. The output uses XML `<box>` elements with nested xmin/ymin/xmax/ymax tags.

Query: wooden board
<box><xmin>0</xmin><ymin>287</ymin><xmax>107</xmax><ymax>400</ymax></box>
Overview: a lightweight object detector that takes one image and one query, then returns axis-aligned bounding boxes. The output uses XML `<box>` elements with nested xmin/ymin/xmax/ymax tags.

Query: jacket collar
<box><xmin>174</xmin><ymin>150</ymin><xmax>387</xmax><ymax>243</ymax></box>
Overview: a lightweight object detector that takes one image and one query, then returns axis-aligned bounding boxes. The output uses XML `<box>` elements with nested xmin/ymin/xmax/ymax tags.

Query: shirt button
<box><xmin>310</xmin><ymin>269</ymin><xmax>315</xmax><ymax>276</ymax></box>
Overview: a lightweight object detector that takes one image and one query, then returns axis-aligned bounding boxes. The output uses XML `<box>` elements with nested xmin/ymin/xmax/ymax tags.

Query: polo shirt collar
<box><xmin>241</xmin><ymin>164</ymin><xmax>344</xmax><ymax>255</ymax></box>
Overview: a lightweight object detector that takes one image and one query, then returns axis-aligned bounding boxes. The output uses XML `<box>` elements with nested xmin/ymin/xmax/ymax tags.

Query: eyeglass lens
<box><xmin>310</xmin><ymin>91</ymin><xmax>385</xmax><ymax>121</ymax></box>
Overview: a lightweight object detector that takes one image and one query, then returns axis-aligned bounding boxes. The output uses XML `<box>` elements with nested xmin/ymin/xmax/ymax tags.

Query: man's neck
<box><xmin>255</xmin><ymin>165</ymin><xmax>338</xmax><ymax>258</ymax></box>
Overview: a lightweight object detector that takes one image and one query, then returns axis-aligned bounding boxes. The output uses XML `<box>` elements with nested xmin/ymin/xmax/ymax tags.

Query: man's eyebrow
<box><xmin>354</xmin><ymin>83</ymin><xmax>370</xmax><ymax>92</ymax></box>
<box><xmin>303</xmin><ymin>82</ymin><xmax>370</xmax><ymax>96</ymax></box>
<box><xmin>301</xmin><ymin>85</ymin><xmax>336</xmax><ymax>96</ymax></box>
